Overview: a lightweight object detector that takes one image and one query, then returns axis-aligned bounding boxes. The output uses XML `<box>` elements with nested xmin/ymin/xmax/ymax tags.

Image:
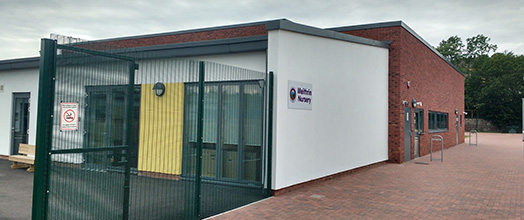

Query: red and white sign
<box><xmin>60</xmin><ymin>102</ymin><xmax>78</xmax><ymax>131</ymax></box>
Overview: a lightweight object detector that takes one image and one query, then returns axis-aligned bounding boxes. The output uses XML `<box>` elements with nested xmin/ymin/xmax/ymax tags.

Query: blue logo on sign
<box><xmin>290</xmin><ymin>88</ymin><xmax>296</xmax><ymax>102</ymax></box>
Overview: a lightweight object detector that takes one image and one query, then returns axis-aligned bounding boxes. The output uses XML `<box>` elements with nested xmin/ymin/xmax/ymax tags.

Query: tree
<box><xmin>436</xmin><ymin>35</ymin><xmax>523</xmax><ymax>131</ymax></box>
<box><xmin>465</xmin><ymin>35</ymin><xmax>498</xmax><ymax>59</ymax></box>
<box><xmin>436</xmin><ymin>34</ymin><xmax>498</xmax><ymax>72</ymax></box>
<box><xmin>436</xmin><ymin>36</ymin><xmax>464</xmax><ymax>66</ymax></box>
<box><xmin>471</xmin><ymin>52</ymin><xmax>524</xmax><ymax>129</ymax></box>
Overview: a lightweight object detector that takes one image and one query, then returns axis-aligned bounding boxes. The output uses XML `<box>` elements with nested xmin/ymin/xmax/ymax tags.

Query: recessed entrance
<box><xmin>404</xmin><ymin>107</ymin><xmax>412</xmax><ymax>162</ymax></box>
<box><xmin>414</xmin><ymin>109</ymin><xmax>423</xmax><ymax>158</ymax></box>
<box><xmin>11</xmin><ymin>93</ymin><xmax>30</xmax><ymax>155</ymax></box>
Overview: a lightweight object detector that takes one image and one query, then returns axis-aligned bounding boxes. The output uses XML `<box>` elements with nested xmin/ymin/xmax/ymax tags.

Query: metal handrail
<box><xmin>469</xmin><ymin>130</ymin><xmax>478</xmax><ymax>146</ymax></box>
<box><xmin>430</xmin><ymin>135</ymin><xmax>444</xmax><ymax>162</ymax></box>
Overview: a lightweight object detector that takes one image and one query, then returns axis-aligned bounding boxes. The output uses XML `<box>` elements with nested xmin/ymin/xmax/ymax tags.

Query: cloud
<box><xmin>0</xmin><ymin>0</ymin><xmax>523</xmax><ymax>60</ymax></box>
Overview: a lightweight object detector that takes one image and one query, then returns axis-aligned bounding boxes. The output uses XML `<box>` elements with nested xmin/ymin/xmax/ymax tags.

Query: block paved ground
<box><xmin>209</xmin><ymin>133</ymin><xmax>524</xmax><ymax>220</ymax></box>
<box><xmin>1</xmin><ymin>133</ymin><xmax>523</xmax><ymax>219</ymax></box>
<box><xmin>0</xmin><ymin>158</ymin><xmax>33</xmax><ymax>220</ymax></box>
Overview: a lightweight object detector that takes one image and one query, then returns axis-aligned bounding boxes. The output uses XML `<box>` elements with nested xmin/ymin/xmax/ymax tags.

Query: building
<box><xmin>330</xmin><ymin>21</ymin><xmax>465</xmax><ymax>163</ymax></box>
<box><xmin>0</xmin><ymin>19</ymin><xmax>463</xmax><ymax>218</ymax></box>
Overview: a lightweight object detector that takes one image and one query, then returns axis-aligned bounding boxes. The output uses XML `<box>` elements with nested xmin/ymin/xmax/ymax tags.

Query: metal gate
<box><xmin>32</xmin><ymin>39</ymin><xmax>272</xmax><ymax>220</ymax></box>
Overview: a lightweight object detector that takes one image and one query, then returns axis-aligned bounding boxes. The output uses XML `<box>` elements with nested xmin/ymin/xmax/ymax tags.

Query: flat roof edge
<box><xmin>0</xmin><ymin>36</ymin><xmax>268</xmax><ymax>71</ymax></box>
<box><xmin>123</xmin><ymin>35</ymin><xmax>268</xmax><ymax>59</ymax></box>
<box><xmin>267</xmin><ymin>19</ymin><xmax>390</xmax><ymax>49</ymax></box>
<box><xmin>399</xmin><ymin>22</ymin><xmax>465</xmax><ymax>77</ymax></box>
<box><xmin>131</xmin><ymin>35</ymin><xmax>268</xmax><ymax>53</ymax></box>
<box><xmin>328</xmin><ymin>21</ymin><xmax>464</xmax><ymax>77</ymax></box>
<box><xmin>328</xmin><ymin>21</ymin><xmax>404</xmax><ymax>32</ymax></box>
<box><xmin>0</xmin><ymin>57</ymin><xmax>40</xmax><ymax>71</ymax></box>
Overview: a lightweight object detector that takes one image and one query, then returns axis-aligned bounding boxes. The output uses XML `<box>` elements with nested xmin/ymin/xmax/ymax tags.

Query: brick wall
<box><xmin>91</xmin><ymin>24</ymin><xmax>268</xmax><ymax>49</ymax></box>
<box><xmin>78</xmin><ymin>21</ymin><xmax>466</xmax><ymax>164</ymax></box>
<box><xmin>340</xmin><ymin>25</ymin><xmax>465</xmax><ymax>163</ymax></box>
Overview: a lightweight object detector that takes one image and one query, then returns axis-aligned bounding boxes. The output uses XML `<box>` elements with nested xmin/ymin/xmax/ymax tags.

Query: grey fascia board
<box><xmin>266</xmin><ymin>19</ymin><xmax>390</xmax><ymax>49</ymax></box>
<box><xmin>122</xmin><ymin>35</ymin><xmax>268</xmax><ymax>59</ymax></box>
<box><xmin>0</xmin><ymin>36</ymin><xmax>268</xmax><ymax>71</ymax></box>
<box><xmin>0</xmin><ymin>57</ymin><xmax>40</xmax><ymax>71</ymax></box>
<box><xmin>328</xmin><ymin>21</ymin><xmax>404</xmax><ymax>32</ymax></box>
<box><xmin>328</xmin><ymin>21</ymin><xmax>464</xmax><ymax>77</ymax></box>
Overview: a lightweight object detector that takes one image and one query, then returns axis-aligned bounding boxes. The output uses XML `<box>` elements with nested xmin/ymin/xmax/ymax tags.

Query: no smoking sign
<box><xmin>60</xmin><ymin>103</ymin><xmax>78</xmax><ymax>131</ymax></box>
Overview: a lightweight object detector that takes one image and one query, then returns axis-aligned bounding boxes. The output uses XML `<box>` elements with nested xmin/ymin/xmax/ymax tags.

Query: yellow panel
<box><xmin>138</xmin><ymin>83</ymin><xmax>184</xmax><ymax>175</ymax></box>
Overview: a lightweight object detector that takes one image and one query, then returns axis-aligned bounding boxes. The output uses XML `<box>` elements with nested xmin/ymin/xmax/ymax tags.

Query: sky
<box><xmin>0</xmin><ymin>0</ymin><xmax>523</xmax><ymax>60</ymax></box>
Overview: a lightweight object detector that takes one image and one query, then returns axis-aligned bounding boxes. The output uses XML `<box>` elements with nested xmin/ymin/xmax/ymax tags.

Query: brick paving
<box><xmin>208</xmin><ymin>133</ymin><xmax>524</xmax><ymax>220</ymax></box>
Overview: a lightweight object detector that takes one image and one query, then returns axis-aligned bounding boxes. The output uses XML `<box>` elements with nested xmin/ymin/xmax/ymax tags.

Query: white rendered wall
<box><xmin>268</xmin><ymin>30</ymin><xmax>389</xmax><ymax>190</ymax></box>
<box><xmin>0</xmin><ymin>68</ymin><xmax>39</xmax><ymax>156</ymax></box>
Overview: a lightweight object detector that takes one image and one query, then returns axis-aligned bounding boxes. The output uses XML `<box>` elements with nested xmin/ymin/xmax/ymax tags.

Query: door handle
<box><xmin>107</xmin><ymin>150</ymin><xmax>126</xmax><ymax>166</ymax></box>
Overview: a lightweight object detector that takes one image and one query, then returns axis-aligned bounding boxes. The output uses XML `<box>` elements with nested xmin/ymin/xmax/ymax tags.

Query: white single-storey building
<box><xmin>2</xmin><ymin>19</ymin><xmax>391</xmax><ymax>218</ymax></box>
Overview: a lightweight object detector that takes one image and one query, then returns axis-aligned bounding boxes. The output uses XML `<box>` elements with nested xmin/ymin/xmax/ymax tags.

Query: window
<box><xmin>428</xmin><ymin>111</ymin><xmax>448</xmax><ymax>132</ymax></box>
<box><xmin>414</xmin><ymin>109</ymin><xmax>423</xmax><ymax>133</ymax></box>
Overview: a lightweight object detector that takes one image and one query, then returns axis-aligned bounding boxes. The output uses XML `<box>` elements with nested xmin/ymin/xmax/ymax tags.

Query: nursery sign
<box><xmin>288</xmin><ymin>80</ymin><xmax>313</xmax><ymax>110</ymax></box>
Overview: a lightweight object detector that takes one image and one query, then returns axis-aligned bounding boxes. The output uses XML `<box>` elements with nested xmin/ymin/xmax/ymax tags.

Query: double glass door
<box><xmin>84</xmin><ymin>86</ymin><xmax>141</xmax><ymax>170</ymax></box>
<box><xmin>184</xmin><ymin>81</ymin><xmax>264</xmax><ymax>184</ymax></box>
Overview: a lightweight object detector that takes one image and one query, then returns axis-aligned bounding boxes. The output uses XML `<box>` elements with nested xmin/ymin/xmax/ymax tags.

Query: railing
<box><xmin>430</xmin><ymin>135</ymin><xmax>444</xmax><ymax>162</ymax></box>
<box><xmin>469</xmin><ymin>130</ymin><xmax>478</xmax><ymax>146</ymax></box>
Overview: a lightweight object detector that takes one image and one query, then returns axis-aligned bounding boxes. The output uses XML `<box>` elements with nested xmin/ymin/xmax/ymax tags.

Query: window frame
<box><xmin>414</xmin><ymin>109</ymin><xmax>424</xmax><ymax>134</ymax></box>
<box><xmin>428</xmin><ymin>111</ymin><xmax>449</xmax><ymax>133</ymax></box>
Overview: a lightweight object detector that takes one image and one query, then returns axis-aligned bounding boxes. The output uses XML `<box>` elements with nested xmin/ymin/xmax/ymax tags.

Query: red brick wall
<box><xmin>340</xmin><ymin>26</ymin><xmax>465</xmax><ymax>163</ymax></box>
<box><xmin>93</xmin><ymin>24</ymin><xmax>267</xmax><ymax>49</ymax></box>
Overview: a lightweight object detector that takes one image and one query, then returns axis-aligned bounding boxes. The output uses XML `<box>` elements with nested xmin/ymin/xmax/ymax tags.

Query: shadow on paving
<box><xmin>45</xmin><ymin>165</ymin><xmax>265</xmax><ymax>219</ymax></box>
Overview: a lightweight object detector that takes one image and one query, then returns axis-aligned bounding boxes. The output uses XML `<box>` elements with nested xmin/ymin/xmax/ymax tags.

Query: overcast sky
<box><xmin>0</xmin><ymin>0</ymin><xmax>523</xmax><ymax>60</ymax></box>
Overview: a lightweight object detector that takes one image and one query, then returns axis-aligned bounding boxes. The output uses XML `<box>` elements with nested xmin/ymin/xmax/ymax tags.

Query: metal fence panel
<box><xmin>198</xmin><ymin>62</ymin><xmax>267</xmax><ymax>218</ymax></box>
<box><xmin>34</xmin><ymin>39</ymin><xmax>270</xmax><ymax>220</ymax></box>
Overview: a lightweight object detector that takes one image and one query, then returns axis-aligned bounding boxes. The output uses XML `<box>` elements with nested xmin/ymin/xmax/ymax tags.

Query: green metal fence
<box><xmin>32</xmin><ymin>39</ymin><xmax>272</xmax><ymax>220</ymax></box>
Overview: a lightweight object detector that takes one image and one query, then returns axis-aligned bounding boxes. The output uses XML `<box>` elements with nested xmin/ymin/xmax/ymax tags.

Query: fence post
<box><xmin>194</xmin><ymin>61</ymin><xmax>205</xmax><ymax>219</ymax></box>
<box><xmin>122</xmin><ymin>61</ymin><xmax>137</xmax><ymax>220</ymax></box>
<box><xmin>266</xmin><ymin>72</ymin><xmax>274</xmax><ymax>197</ymax></box>
<box><xmin>32</xmin><ymin>39</ymin><xmax>57</xmax><ymax>220</ymax></box>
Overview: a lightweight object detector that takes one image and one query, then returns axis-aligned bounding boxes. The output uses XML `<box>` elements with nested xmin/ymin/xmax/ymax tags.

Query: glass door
<box><xmin>85</xmin><ymin>86</ymin><xmax>141</xmax><ymax>170</ymax></box>
<box><xmin>183</xmin><ymin>82</ymin><xmax>264</xmax><ymax>184</ymax></box>
<box><xmin>242</xmin><ymin>84</ymin><xmax>263</xmax><ymax>182</ymax></box>
<box><xmin>202</xmin><ymin>85</ymin><xmax>219</xmax><ymax>178</ymax></box>
<box><xmin>11</xmin><ymin>93</ymin><xmax>30</xmax><ymax>155</ymax></box>
<box><xmin>220</xmin><ymin>85</ymin><xmax>240</xmax><ymax>180</ymax></box>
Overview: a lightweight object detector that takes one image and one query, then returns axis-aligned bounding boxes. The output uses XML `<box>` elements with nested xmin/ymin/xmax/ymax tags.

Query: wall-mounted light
<box><xmin>402</xmin><ymin>100</ymin><xmax>409</xmax><ymax>107</ymax></box>
<box><xmin>152</xmin><ymin>82</ymin><xmax>165</xmax><ymax>96</ymax></box>
<box><xmin>455</xmin><ymin>109</ymin><xmax>459</xmax><ymax>114</ymax></box>
<box><xmin>412</xmin><ymin>99</ymin><xmax>417</xmax><ymax>108</ymax></box>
